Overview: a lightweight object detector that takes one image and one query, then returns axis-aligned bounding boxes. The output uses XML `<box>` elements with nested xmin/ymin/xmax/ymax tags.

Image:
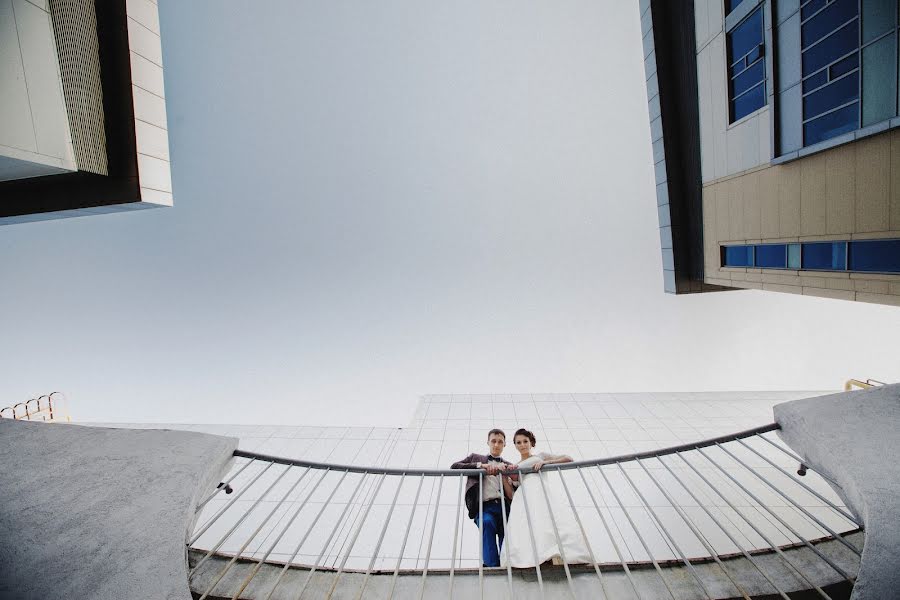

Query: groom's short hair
<box><xmin>487</xmin><ymin>428</ymin><xmax>505</xmax><ymax>441</ymax></box>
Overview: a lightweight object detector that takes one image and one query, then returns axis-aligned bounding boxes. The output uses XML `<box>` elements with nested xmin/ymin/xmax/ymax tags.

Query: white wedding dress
<box><xmin>500</xmin><ymin>453</ymin><xmax>593</xmax><ymax>568</ymax></box>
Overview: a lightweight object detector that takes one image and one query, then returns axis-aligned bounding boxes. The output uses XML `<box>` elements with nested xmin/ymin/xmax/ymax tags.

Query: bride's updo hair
<box><xmin>514</xmin><ymin>428</ymin><xmax>536</xmax><ymax>447</ymax></box>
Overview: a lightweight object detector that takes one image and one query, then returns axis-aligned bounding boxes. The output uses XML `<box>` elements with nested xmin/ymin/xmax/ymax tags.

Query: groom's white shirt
<box><xmin>481</xmin><ymin>454</ymin><xmax>504</xmax><ymax>502</ymax></box>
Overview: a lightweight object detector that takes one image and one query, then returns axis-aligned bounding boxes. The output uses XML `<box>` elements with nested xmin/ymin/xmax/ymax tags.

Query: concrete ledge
<box><xmin>775</xmin><ymin>384</ymin><xmax>900</xmax><ymax>600</ymax></box>
<box><xmin>189</xmin><ymin>534</ymin><xmax>862</xmax><ymax>599</ymax></box>
<box><xmin>0</xmin><ymin>420</ymin><xmax>237</xmax><ymax>600</ymax></box>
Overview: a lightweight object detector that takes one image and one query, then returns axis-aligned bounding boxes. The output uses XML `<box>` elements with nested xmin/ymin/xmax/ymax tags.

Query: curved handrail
<box><xmin>233</xmin><ymin>422</ymin><xmax>781</xmax><ymax>476</ymax></box>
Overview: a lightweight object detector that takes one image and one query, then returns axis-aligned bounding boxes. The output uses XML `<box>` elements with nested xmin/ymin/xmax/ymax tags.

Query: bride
<box><xmin>501</xmin><ymin>428</ymin><xmax>593</xmax><ymax>568</ymax></box>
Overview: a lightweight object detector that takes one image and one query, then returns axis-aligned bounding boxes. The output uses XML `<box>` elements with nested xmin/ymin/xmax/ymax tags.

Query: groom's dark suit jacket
<box><xmin>450</xmin><ymin>453</ymin><xmax>514</xmax><ymax>519</ymax></box>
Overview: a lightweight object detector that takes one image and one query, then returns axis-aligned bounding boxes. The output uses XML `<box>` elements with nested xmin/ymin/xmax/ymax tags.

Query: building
<box><xmin>643</xmin><ymin>0</ymin><xmax>900</xmax><ymax>306</ymax></box>
<box><xmin>0</xmin><ymin>0</ymin><xmax>171</xmax><ymax>225</ymax></box>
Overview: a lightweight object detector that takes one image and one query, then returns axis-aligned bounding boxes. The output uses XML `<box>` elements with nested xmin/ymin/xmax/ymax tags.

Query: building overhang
<box><xmin>0</xmin><ymin>0</ymin><xmax>171</xmax><ymax>225</ymax></box>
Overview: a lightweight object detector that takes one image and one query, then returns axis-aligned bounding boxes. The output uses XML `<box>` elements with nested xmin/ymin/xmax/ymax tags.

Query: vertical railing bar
<box><xmin>325</xmin><ymin>473</ymin><xmax>388</xmax><ymax>600</ymax></box>
<box><xmin>231</xmin><ymin>467</ymin><xmax>330</xmax><ymax>600</ymax></box>
<box><xmin>597</xmin><ymin>465</ymin><xmax>677</xmax><ymax>600</ymax></box>
<box><xmin>657</xmin><ymin>456</ymin><xmax>791</xmax><ymax>600</ymax></box>
<box><xmin>190</xmin><ymin>461</ymin><xmax>275</xmax><ymax>545</ymax></box>
<box><xmin>680</xmin><ymin>450</ymin><xmax>832</xmax><ymax>599</ymax></box>
<box><xmin>357</xmin><ymin>474</ymin><xmax>404</xmax><ymax>600</ymax></box>
<box><xmin>475</xmin><ymin>470</ymin><xmax>484</xmax><ymax>599</ymax></box>
<box><xmin>196</xmin><ymin>457</ymin><xmax>256</xmax><ymax>513</ymax></box>
<box><xmin>388</xmin><ymin>474</ymin><xmax>425</xmax><ymax>600</ymax></box>
<box><xmin>229</xmin><ymin>467</ymin><xmax>324</xmax><ymax>598</ymax></box>
<box><xmin>576</xmin><ymin>468</ymin><xmax>642</xmax><ymax>599</ymax></box>
<box><xmin>293</xmin><ymin>471</ymin><xmax>370</xmax><ymax>600</ymax></box>
<box><xmin>190</xmin><ymin>462</ymin><xmax>287</xmax><ymax>576</ymax></box>
<box><xmin>261</xmin><ymin>469</ymin><xmax>350</xmax><ymax>600</ymax></box>
<box><xmin>517</xmin><ymin>470</ymin><xmax>545</xmax><ymax>596</ymax></box>
<box><xmin>449</xmin><ymin>474</ymin><xmax>463</xmax><ymax>597</ymax></box>
<box><xmin>635</xmin><ymin>459</ymin><xmax>751</xmax><ymax>600</ymax></box>
<box><xmin>198</xmin><ymin>466</ymin><xmax>309</xmax><ymax>600</ymax></box>
<box><xmin>692</xmin><ymin>448</ymin><xmax>840</xmax><ymax>597</ymax></box>
<box><xmin>326</xmin><ymin>463</ymin><xmax>380</xmax><ymax>568</ymax></box>
<box><xmin>418</xmin><ymin>475</ymin><xmax>444</xmax><ymax>600</ymax></box>
<box><xmin>739</xmin><ymin>437</ymin><xmax>859</xmax><ymax>526</ymax></box>
<box><xmin>537</xmin><ymin>470</ymin><xmax>576</xmax><ymax>598</ymax></box>
<box><xmin>716</xmin><ymin>442</ymin><xmax>862</xmax><ymax>556</ymax></box>
<box><xmin>557</xmin><ymin>470</ymin><xmax>609</xmax><ymax>599</ymax></box>
<box><xmin>497</xmin><ymin>473</ymin><xmax>514</xmax><ymax>599</ymax></box>
<box><xmin>616</xmin><ymin>463</ymin><xmax>713</xmax><ymax>600</ymax></box>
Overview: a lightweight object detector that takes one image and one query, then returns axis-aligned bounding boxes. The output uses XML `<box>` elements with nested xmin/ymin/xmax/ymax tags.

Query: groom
<box><xmin>450</xmin><ymin>428</ymin><xmax>515</xmax><ymax>567</ymax></box>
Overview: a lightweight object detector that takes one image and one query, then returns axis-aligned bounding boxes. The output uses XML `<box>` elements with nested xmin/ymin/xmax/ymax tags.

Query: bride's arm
<box><xmin>532</xmin><ymin>452</ymin><xmax>573</xmax><ymax>471</ymax></box>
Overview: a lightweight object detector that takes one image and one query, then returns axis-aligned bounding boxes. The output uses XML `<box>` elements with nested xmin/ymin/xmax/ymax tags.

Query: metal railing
<box><xmin>0</xmin><ymin>392</ymin><xmax>69</xmax><ymax>422</ymax></box>
<box><xmin>843</xmin><ymin>378</ymin><xmax>886</xmax><ymax>391</ymax></box>
<box><xmin>188</xmin><ymin>424</ymin><xmax>863</xmax><ymax>599</ymax></box>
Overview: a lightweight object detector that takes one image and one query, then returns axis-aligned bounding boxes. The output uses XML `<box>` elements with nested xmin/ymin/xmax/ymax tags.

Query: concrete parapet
<box><xmin>775</xmin><ymin>384</ymin><xmax>900</xmax><ymax>600</ymax></box>
<box><xmin>0</xmin><ymin>420</ymin><xmax>237</xmax><ymax>600</ymax></box>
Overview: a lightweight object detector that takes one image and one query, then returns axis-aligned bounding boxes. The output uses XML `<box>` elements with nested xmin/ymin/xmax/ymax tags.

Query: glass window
<box><xmin>790</xmin><ymin>0</ymin><xmax>900</xmax><ymax>147</ymax></box>
<box><xmin>802</xmin><ymin>20</ymin><xmax>858</xmax><ymax>74</ymax></box>
<box><xmin>802</xmin><ymin>0</ymin><xmax>828</xmax><ymax>21</ymax></box>
<box><xmin>724</xmin><ymin>239</ymin><xmax>900</xmax><ymax>273</ymax></box>
<box><xmin>862</xmin><ymin>0</ymin><xmax>896</xmax><ymax>44</ymax></box>
<box><xmin>756</xmin><ymin>244</ymin><xmax>788</xmax><ymax>268</ymax></box>
<box><xmin>803</xmin><ymin>72</ymin><xmax>859</xmax><ymax>118</ymax></box>
<box><xmin>723</xmin><ymin>245</ymin><xmax>754</xmax><ymax>267</ymax></box>
<box><xmin>849</xmin><ymin>239</ymin><xmax>900</xmax><ymax>271</ymax></box>
<box><xmin>802</xmin><ymin>241</ymin><xmax>848</xmax><ymax>270</ymax></box>
<box><xmin>803</xmin><ymin>70</ymin><xmax>829</xmax><ymax>93</ymax></box>
<box><xmin>787</xmin><ymin>243</ymin><xmax>802</xmax><ymax>269</ymax></box>
<box><xmin>728</xmin><ymin>8</ymin><xmax>767</xmax><ymax>122</ymax></box>
<box><xmin>862</xmin><ymin>33</ymin><xmax>897</xmax><ymax>126</ymax></box>
<box><xmin>801</xmin><ymin>0</ymin><xmax>859</xmax><ymax>47</ymax></box>
<box><xmin>803</xmin><ymin>102</ymin><xmax>859</xmax><ymax>144</ymax></box>
<box><xmin>725</xmin><ymin>0</ymin><xmax>748</xmax><ymax>15</ymax></box>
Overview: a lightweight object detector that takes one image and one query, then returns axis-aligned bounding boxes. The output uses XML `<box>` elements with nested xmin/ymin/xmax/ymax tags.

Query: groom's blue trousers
<box><xmin>474</xmin><ymin>500</ymin><xmax>505</xmax><ymax>567</ymax></box>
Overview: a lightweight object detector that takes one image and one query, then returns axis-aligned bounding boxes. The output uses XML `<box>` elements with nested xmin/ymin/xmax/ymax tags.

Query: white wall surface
<box><xmin>127</xmin><ymin>0</ymin><xmax>173</xmax><ymax>206</ymax></box>
<box><xmin>0</xmin><ymin>0</ymin><xmax>75</xmax><ymax>182</ymax></box>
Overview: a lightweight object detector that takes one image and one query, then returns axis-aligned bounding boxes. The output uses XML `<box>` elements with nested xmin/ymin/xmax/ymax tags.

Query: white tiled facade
<box><xmin>92</xmin><ymin>391</ymin><xmax>825</xmax><ymax>467</ymax></box>
<box><xmin>127</xmin><ymin>0</ymin><xmax>172</xmax><ymax>206</ymax></box>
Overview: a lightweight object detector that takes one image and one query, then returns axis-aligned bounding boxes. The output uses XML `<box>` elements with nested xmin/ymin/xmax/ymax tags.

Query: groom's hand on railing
<box><xmin>479</xmin><ymin>462</ymin><xmax>508</xmax><ymax>475</ymax></box>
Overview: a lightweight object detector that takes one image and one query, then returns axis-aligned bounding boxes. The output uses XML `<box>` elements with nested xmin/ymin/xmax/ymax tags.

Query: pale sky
<box><xmin>1</xmin><ymin>2</ymin><xmax>898</xmax><ymax>427</ymax></box>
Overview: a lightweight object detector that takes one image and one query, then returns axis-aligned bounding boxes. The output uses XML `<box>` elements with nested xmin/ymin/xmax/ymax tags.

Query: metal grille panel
<box><xmin>48</xmin><ymin>0</ymin><xmax>108</xmax><ymax>175</ymax></box>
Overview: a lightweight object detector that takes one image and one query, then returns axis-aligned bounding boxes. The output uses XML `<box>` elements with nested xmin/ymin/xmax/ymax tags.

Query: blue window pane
<box><xmin>733</xmin><ymin>60</ymin><xmax>766</xmax><ymax>97</ymax></box>
<box><xmin>804</xmin><ymin>101</ymin><xmax>858</xmax><ymax>144</ymax></box>
<box><xmin>803</xmin><ymin>70</ymin><xmax>829</xmax><ymax>93</ymax></box>
<box><xmin>802</xmin><ymin>0</ymin><xmax>828</xmax><ymax>20</ymax></box>
<box><xmin>756</xmin><ymin>244</ymin><xmax>787</xmax><ymax>268</ymax></box>
<box><xmin>729</xmin><ymin>9</ymin><xmax>764</xmax><ymax>64</ymax></box>
<box><xmin>733</xmin><ymin>83</ymin><xmax>767</xmax><ymax>121</ymax></box>
<box><xmin>788</xmin><ymin>243</ymin><xmax>801</xmax><ymax>269</ymax></box>
<box><xmin>802</xmin><ymin>20</ymin><xmax>859</xmax><ymax>75</ymax></box>
<box><xmin>725</xmin><ymin>0</ymin><xmax>747</xmax><ymax>15</ymax></box>
<box><xmin>723</xmin><ymin>245</ymin><xmax>754</xmax><ymax>267</ymax></box>
<box><xmin>801</xmin><ymin>0</ymin><xmax>859</xmax><ymax>47</ymax></box>
<box><xmin>803</xmin><ymin>242</ymin><xmax>847</xmax><ymax>270</ymax></box>
<box><xmin>849</xmin><ymin>240</ymin><xmax>900</xmax><ymax>272</ymax></box>
<box><xmin>830</xmin><ymin>52</ymin><xmax>858</xmax><ymax>79</ymax></box>
<box><xmin>803</xmin><ymin>72</ymin><xmax>859</xmax><ymax>119</ymax></box>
